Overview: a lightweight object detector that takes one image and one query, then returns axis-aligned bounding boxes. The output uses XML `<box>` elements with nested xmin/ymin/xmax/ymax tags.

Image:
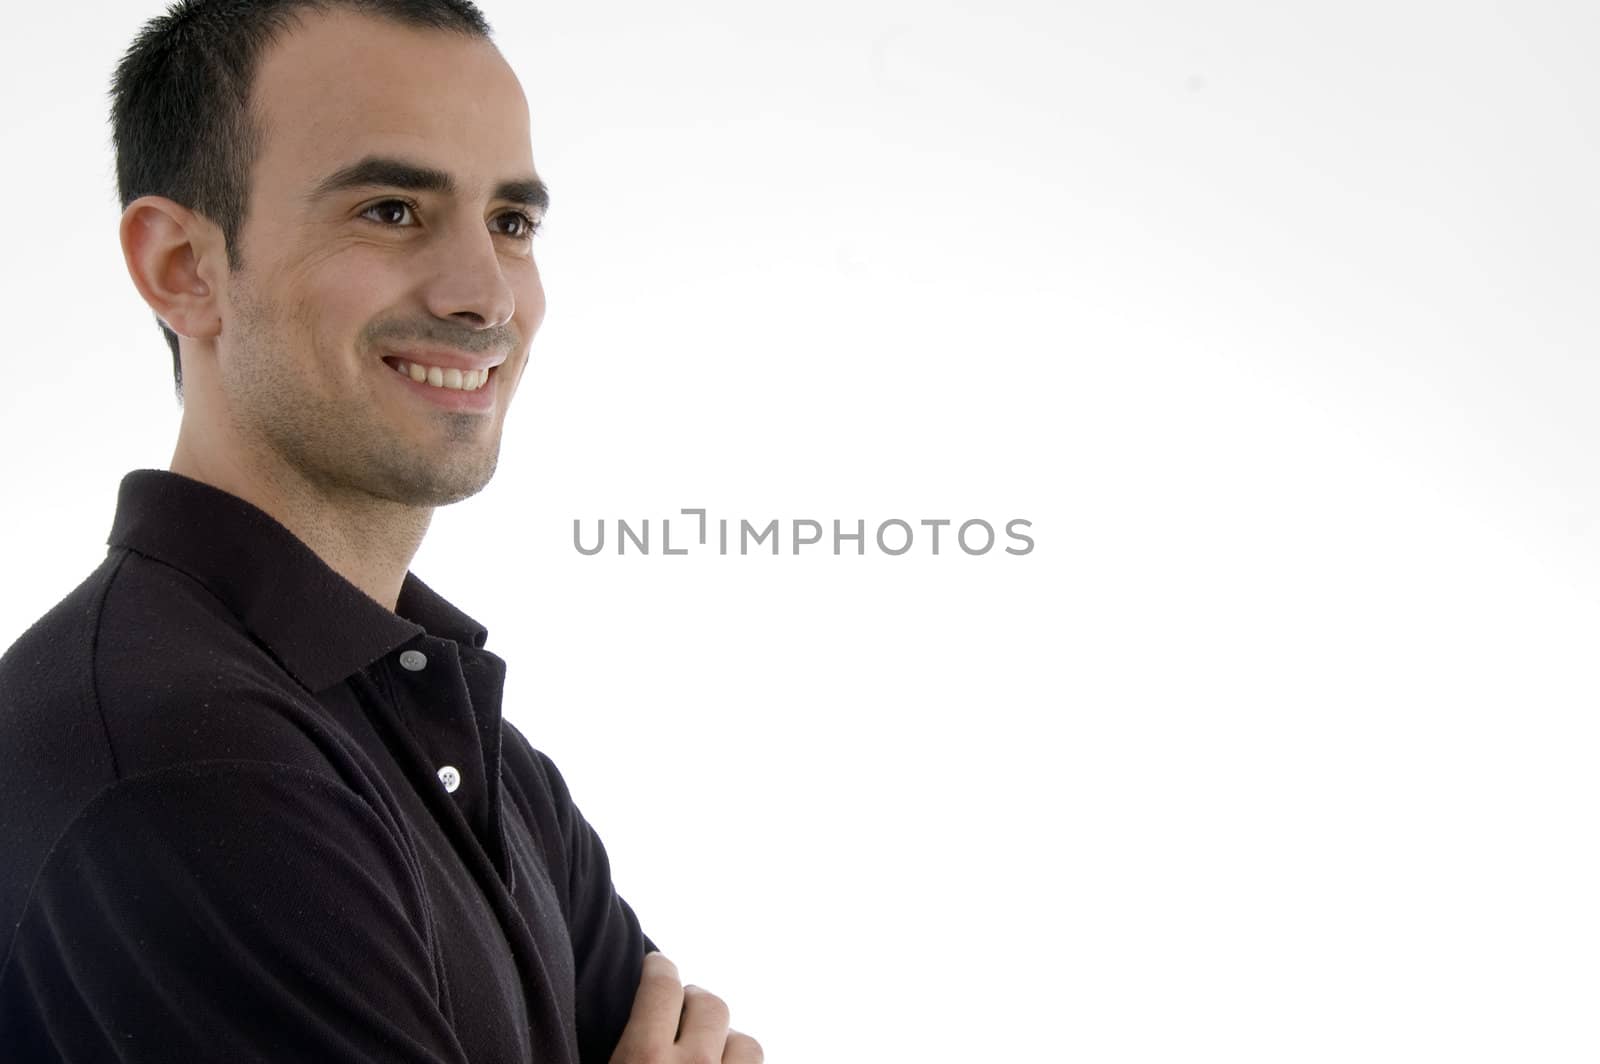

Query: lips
<box><xmin>384</xmin><ymin>356</ymin><xmax>498</xmax><ymax>411</ymax></box>
<box><xmin>379</xmin><ymin>347</ymin><xmax>505</xmax><ymax>374</ymax></box>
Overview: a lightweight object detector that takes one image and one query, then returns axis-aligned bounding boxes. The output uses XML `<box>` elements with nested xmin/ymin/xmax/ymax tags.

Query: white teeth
<box><xmin>391</xmin><ymin>359</ymin><xmax>492</xmax><ymax>390</ymax></box>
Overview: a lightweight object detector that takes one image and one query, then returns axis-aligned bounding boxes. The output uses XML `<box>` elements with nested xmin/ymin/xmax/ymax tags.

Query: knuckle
<box><xmin>644</xmin><ymin>952</ymin><xmax>679</xmax><ymax>982</ymax></box>
<box><xmin>684</xmin><ymin>986</ymin><xmax>730</xmax><ymax>1021</ymax></box>
<box><xmin>727</xmin><ymin>1031</ymin><xmax>764</xmax><ymax>1063</ymax></box>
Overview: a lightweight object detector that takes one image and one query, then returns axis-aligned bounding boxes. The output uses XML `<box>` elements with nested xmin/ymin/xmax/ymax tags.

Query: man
<box><xmin>0</xmin><ymin>2</ymin><xmax>760</xmax><ymax>1061</ymax></box>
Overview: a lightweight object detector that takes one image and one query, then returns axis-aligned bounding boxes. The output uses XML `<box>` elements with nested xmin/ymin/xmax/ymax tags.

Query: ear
<box><xmin>118</xmin><ymin>196</ymin><xmax>225</xmax><ymax>341</ymax></box>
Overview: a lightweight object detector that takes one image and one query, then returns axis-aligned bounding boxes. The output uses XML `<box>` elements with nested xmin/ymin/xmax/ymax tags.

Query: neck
<box><xmin>169</xmin><ymin>433</ymin><xmax>430</xmax><ymax>612</ymax></box>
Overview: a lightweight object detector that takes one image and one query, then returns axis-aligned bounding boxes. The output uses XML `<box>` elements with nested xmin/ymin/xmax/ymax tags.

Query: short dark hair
<box><xmin>108</xmin><ymin>0</ymin><xmax>495</xmax><ymax>402</ymax></box>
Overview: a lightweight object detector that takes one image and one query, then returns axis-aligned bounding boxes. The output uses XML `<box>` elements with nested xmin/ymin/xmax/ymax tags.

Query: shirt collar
<box><xmin>107</xmin><ymin>469</ymin><xmax>490</xmax><ymax>693</ymax></box>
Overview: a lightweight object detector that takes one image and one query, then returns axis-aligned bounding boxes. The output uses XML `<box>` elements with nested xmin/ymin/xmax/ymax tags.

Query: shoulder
<box><xmin>92</xmin><ymin>548</ymin><xmax>343</xmax><ymax>773</ymax></box>
<box><xmin>496</xmin><ymin>720</ymin><xmax>583</xmax><ymax>869</ymax></box>
<box><xmin>3</xmin><ymin>545</ymin><xmax>351</xmax><ymax>784</ymax></box>
<box><xmin>499</xmin><ymin>717</ymin><xmax>577</xmax><ymax>807</ymax></box>
<box><xmin>0</xmin><ymin>550</ymin><xmax>128</xmax><ymax>777</ymax></box>
<box><xmin>0</xmin><ymin>551</ymin><xmax>384</xmax><ymax>958</ymax></box>
<box><xmin>0</xmin><ymin>553</ymin><xmax>132</xmax><ymax>936</ymax></box>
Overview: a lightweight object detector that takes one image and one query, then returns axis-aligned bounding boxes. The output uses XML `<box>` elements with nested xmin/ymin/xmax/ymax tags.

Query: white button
<box><xmin>437</xmin><ymin>765</ymin><xmax>461</xmax><ymax>793</ymax></box>
<box><xmin>399</xmin><ymin>649</ymin><xmax>428</xmax><ymax>671</ymax></box>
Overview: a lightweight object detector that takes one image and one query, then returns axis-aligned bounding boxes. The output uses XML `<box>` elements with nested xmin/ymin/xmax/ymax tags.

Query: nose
<box><xmin>421</xmin><ymin>221</ymin><xmax>519</xmax><ymax>332</ymax></box>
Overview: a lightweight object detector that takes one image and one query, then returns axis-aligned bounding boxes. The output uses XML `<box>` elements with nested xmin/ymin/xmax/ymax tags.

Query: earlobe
<box><xmin>120</xmin><ymin>196</ymin><xmax>222</xmax><ymax>340</ymax></box>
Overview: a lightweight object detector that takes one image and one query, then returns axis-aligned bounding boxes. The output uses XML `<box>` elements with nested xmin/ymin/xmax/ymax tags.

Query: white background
<box><xmin>3</xmin><ymin>1</ymin><xmax>1598</xmax><ymax>1060</ymax></box>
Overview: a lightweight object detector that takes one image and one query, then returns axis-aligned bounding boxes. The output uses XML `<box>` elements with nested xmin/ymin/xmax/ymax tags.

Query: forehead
<box><xmin>248</xmin><ymin>8</ymin><xmax>532</xmax><ymax>197</ymax></box>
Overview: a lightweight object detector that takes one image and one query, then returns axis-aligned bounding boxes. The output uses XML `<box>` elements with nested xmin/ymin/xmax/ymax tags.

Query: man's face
<box><xmin>214</xmin><ymin>9</ymin><xmax>544</xmax><ymax>508</ymax></box>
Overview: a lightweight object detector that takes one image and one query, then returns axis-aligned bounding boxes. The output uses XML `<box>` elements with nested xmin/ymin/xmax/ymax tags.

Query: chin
<box><xmin>371</xmin><ymin>452</ymin><xmax>499</xmax><ymax>508</ymax></box>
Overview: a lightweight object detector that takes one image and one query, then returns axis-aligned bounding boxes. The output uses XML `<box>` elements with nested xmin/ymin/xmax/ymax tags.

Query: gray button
<box><xmin>399</xmin><ymin>649</ymin><xmax>428</xmax><ymax>671</ymax></box>
<box><xmin>437</xmin><ymin>765</ymin><xmax>461</xmax><ymax>793</ymax></box>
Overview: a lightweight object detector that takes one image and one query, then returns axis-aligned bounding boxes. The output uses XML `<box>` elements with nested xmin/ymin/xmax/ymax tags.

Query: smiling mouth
<box><xmin>382</xmin><ymin>356</ymin><xmax>493</xmax><ymax>391</ymax></box>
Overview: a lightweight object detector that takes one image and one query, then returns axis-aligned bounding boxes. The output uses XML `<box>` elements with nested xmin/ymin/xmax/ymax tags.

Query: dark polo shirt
<box><xmin>0</xmin><ymin>470</ymin><xmax>656</xmax><ymax>1062</ymax></box>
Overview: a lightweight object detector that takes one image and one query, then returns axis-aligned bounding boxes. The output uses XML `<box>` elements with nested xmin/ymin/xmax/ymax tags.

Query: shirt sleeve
<box><xmin>0</xmin><ymin>761</ymin><xmax>472</xmax><ymax>1063</ymax></box>
<box><xmin>507</xmin><ymin>729</ymin><xmax>659</xmax><ymax>1064</ymax></box>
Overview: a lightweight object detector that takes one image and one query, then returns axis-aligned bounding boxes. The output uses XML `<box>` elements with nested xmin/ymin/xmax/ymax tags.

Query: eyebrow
<box><xmin>305</xmin><ymin>154</ymin><xmax>549</xmax><ymax>214</ymax></box>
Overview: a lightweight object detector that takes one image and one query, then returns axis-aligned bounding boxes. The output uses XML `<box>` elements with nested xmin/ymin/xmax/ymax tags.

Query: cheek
<box><xmin>519</xmin><ymin>270</ymin><xmax>547</xmax><ymax>333</ymax></box>
<box><xmin>296</xmin><ymin>256</ymin><xmax>401</xmax><ymax>354</ymax></box>
<box><xmin>306</xmin><ymin>260</ymin><xmax>390</xmax><ymax>318</ymax></box>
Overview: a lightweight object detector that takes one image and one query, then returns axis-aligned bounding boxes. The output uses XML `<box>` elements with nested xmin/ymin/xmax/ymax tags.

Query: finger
<box><xmin>616</xmin><ymin>952</ymin><xmax>684</xmax><ymax>1053</ymax></box>
<box><xmin>675</xmin><ymin>984</ymin><xmax>731</xmax><ymax>1054</ymax></box>
<box><xmin>723</xmin><ymin>1029</ymin><xmax>765</xmax><ymax>1064</ymax></box>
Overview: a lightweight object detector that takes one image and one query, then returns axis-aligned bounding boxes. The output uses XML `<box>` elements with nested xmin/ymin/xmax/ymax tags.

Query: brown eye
<box><xmin>360</xmin><ymin>199</ymin><xmax>417</xmax><ymax>226</ymax></box>
<box><xmin>496</xmin><ymin>210</ymin><xmax>542</xmax><ymax>241</ymax></box>
<box><xmin>362</xmin><ymin>199</ymin><xmax>539</xmax><ymax>242</ymax></box>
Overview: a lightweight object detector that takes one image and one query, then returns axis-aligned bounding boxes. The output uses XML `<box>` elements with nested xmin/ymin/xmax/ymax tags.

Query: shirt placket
<box><xmin>384</xmin><ymin>636</ymin><xmax>505</xmax><ymax>876</ymax></box>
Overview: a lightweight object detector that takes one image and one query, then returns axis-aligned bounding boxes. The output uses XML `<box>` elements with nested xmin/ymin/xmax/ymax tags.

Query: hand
<box><xmin>610</xmin><ymin>951</ymin><xmax>763</xmax><ymax>1064</ymax></box>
